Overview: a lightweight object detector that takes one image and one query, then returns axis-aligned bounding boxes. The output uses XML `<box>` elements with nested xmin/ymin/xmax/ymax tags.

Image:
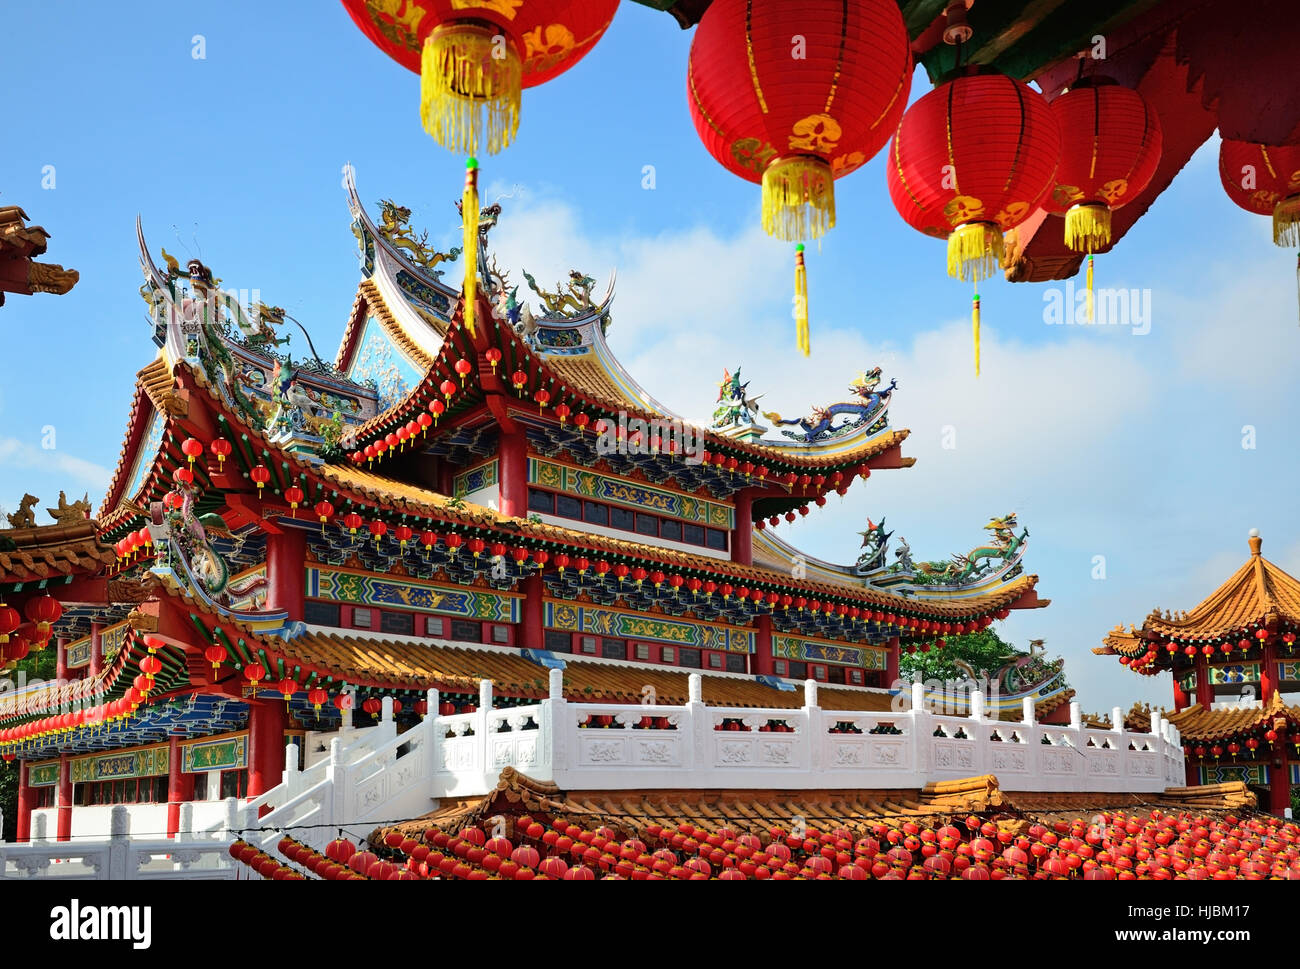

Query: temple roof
<box><xmin>1098</xmin><ymin>533</ymin><xmax>1300</xmax><ymax>667</ymax></box>
<box><xmin>0</xmin><ymin>519</ymin><xmax>115</xmax><ymax>586</ymax></box>
<box><xmin>0</xmin><ymin>205</ymin><xmax>78</xmax><ymax>304</ymax></box>
<box><xmin>1128</xmin><ymin>692</ymin><xmax>1300</xmax><ymax>743</ymax></box>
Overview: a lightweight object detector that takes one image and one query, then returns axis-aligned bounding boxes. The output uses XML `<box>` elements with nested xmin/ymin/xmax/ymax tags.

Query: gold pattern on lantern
<box><xmin>451</xmin><ymin>0</ymin><xmax>523</xmax><ymax>19</ymax></box>
<box><xmin>365</xmin><ymin>0</ymin><xmax>426</xmax><ymax>51</ymax></box>
<box><xmin>522</xmin><ymin>24</ymin><xmax>576</xmax><ymax>72</ymax></box>
<box><xmin>943</xmin><ymin>195</ymin><xmax>986</xmax><ymax>227</ymax></box>
<box><xmin>788</xmin><ymin>114</ymin><xmax>842</xmax><ymax>154</ymax></box>
<box><xmin>1051</xmin><ymin>183</ymin><xmax>1086</xmax><ymax>206</ymax></box>
<box><xmin>1098</xmin><ymin>178</ymin><xmax>1130</xmax><ymax>204</ymax></box>
<box><xmin>994</xmin><ymin>201</ymin><xmax>1030</xmax><ymax>227</ymax></box>
<box><xmin>830</xmin><ymin>151</ymin><xmax>866</xmax><ymax>175</ymax></box>
<box><xmin>731</xmin><ymin>137</ymin><xmax>778</xmax><ymax>176</ymax></box>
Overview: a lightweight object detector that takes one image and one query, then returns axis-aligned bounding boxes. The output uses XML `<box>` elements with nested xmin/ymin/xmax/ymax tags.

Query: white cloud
<box><xmin>0</xmin><ymin>438</ymin><xmax>113</xmax><ymax>521</ymax></box>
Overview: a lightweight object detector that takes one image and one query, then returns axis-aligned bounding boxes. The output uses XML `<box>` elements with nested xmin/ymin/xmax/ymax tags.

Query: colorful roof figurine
<box><xmin>0</xmin><ymin>205</ymin><xmax>78</xmax><ymax>305</ymax></box>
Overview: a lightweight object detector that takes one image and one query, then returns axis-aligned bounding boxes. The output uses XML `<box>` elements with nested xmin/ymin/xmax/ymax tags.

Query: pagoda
<box><xmin>0</xmin><ymin>171</ymin><xmax>1048</xmax><ymax>843</ymax></box>
<box><xmin>1096</xmin><ymin>530</ymin><xmax>1300</xmax><ymax>814</ymax></box>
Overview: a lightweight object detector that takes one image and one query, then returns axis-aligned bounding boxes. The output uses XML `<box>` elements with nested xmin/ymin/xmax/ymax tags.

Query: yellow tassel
<box><xmin>421</xmin><ymin>24</ymin><xmax>522</xmax><ymax>156</ymax></box>
<box><xmin>972</xmin><ymin>292</ymin><xmax>981</xmax><ymax>378</ymax></box>
<box><xmin>1274</xmin><ymin>195</ymin><xmax>1300</xmax><ymax>248</ymax></box>
<box><xmin>463</xmin><ymin>158</ymin><xmax>479</xmax><ymax>339</ymax></box>
<box><xmin>1065</xmin><ymin>203</ymin><xmax>1112</xmax><ymax>253</ymax></box>
<box><xmin>794</xmin><ymin>244</ymin><xmax>810</xmax><ymax>357</ymax></box>
<box><xmin>947</xmin><ymin>222</ymin><xmax>1002</xmax><ymax>282</ymax></box>
<box><xmin>762</xmin><ymin>157</ymin><xmax>835</xmax><ymax>241</ymax></box>
<box><xmin>1086</xmin><ymin>253</ymin><xmax>1095</xmax><ymax>323</ymax></box>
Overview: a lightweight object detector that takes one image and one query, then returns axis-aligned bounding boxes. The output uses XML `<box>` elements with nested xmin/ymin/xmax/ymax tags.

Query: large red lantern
<box><xmin>889</xmin><ymin>70</ymin><xmax>1061</xmax><ymax>281</ymax></box>
<box><xmin>340</xmin><ymin>0</ymin><xmax>619</xmax><ymax>156</ymax></box>
<box><xmin>1043</xmin><ymin>78</ymin><xmax>1162</xmax><ymax>253</ymax></box>
<box><xmin>688</xmin><ymin>0</ymin><xmax>911</xmax><ymax>242</ymax></box>
<box><xmin>25</xmin><ymin>595</ymin><xmax>62</xmax><ymax>640</ymax></box>
<box><xmin>888</xmin><ymin>70</ymin><xmax>1061</xmax><ymax>374</ymax></box>
<box><xmin>1220</xmin><ymin>140</ymin><xmax>1300</xmax><ymax>248</ymax></box>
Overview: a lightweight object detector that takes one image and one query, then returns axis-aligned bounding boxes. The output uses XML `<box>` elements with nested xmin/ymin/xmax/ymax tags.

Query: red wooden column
<box><xmin>1194</xmin><ymin>655</ymin><xmax>1213</xmax><ymax>708</ymax></box>
<box><xmin>89</xmin><ymin>621</ymin><xmax>105</xmax><ymax>678</ymax></box>
<box><xmin>248</xmin><ymin>699</ymin><xmax>288</xmax><ymax>808</ymax></box>
<box><xmin>885</xmin><ymin>635</ymin><xmax>900</xmax><ymax>688</ymax></box>
<box><xmin>56</xmin><ymin>755</ymin><xmax>72</xmax><ymax>842</ymax></box>
<box><xmin>265</xmin><ymin>528</ymin><xmax>306</xmax><ymax>620</ymax></box>
<box><xmin>731</xmin><ymin>491</ymin><xmax>753</xmax><ymax>566</ymax></box>
<box><xmin>751</xmin><ymin>615</ymin><xmax>774</xmax><ymax>676</ymax></box>
<box><xmin>55</xmin><ymin>637</ymin><xmax>68</xmax><ymax>682</ymax></box>
<box><xmin>1185</xmin><ymin>758</ymin><xmax>1199</xmax><ymax>787</ymax></box>
<box><xmin>498</xmin><ymin>431</ymin><xmax>528</xmax><ymax>519</ymax></box>
<box><xmin>1172</xmin><ymin>676</ymin><xmax>1190</xmax><ymax>712</ymax></box>
<box><xmin>15</xmin><ymin>761</ymin><xmax>33</xmax><ymax>842</ymax></box>
<box><xmin>520</xmin><ymin>572</ymin><xmax>544</xmax><ymax>651</ymax></box>
<box><xmin>1270</xmin><ymin>745</ymin><xmax>1291</xmax><ymax>816</ymax></box>
<box><xmin>165</xmin><ymin>735</ymin><xmax>193</xmax><ymax>838</ymax></box>
<box><xmin>1260</xmin><ymin>640</ymin><xmax>1278</xmax><ymax>704</ymax></box>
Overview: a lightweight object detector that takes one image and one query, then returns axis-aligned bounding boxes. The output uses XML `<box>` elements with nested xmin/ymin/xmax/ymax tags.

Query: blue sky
<box><xmin>3</xmin><ymin>1</ymin><xmax>1298</xmax><ymax>713</ymax></box>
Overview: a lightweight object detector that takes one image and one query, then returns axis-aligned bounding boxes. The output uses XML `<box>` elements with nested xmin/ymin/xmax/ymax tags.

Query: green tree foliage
<box><xmin>1</xmin><ymin>648</ymin><xmax>58</xmax><ymax>842</ymax></box>
<box><xmin>898</xmin><ymin>629</ymin><xmax>1068</xmax><ymax>692</ymax></box>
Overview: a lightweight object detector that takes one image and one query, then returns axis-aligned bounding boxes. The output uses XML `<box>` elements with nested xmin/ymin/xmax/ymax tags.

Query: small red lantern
<box><xmin>369</xmin><ymin>520</ymin><xmax>388</xmax><ymax>544</ymax></box>
<box><xmin>535</xmin><ymin>389</ymin><xmax>551</xmax><ymax>408</ymax></box>
<box><xmin>244</xmin><ymin>663</ymin><xmax>266</xmax><ymax>690</ymax></box>
<box><xmin>440</xmin><ymin>379</ymin><xmax>457</xmax><ymax>401</ymax></box>
<box><xmin>511</xmin><ymin>370</ymin><xmax>528</xmax><ymax>391</ymax></box>
<box><xmin>25</xmin><ymin>595</ymin><xmax>62</xmax><ymax>639</ymax></box>
<box><xmin>454</xmin><ymin>358</ymin><xmax>472</xmax><ymax>384</ymax></box>
<box><xmin>485</xmin><ymin>348</ymin><xmax>502</xmax><ymax>371</ymax></box>
<box><xmin>249</xmin><ymin>464</ymin><xmax>271</xmax><ymax>496</ymax></box>
<box><xmin>342</xmin><ymin>512</ymin><xmax>363</xmax><ymax>535</ymax></box>
<box><xmin>284</xmin><ymin>485</ymin><xmax>304</xmax><ymax>513</ymax></box>
<box><xmin>428</xmin><ymin>399</ymin><xmax>446</xmax><ymax>423</ymax></box>
<box><xmin>181</xmin><ymin>437</ymin><xmax>204</xmax><ymax>466</ymax></box>
<box><xmin>308</xmin><ymin>687</ymin><xmax>328</xmax><ymax>713</ymax></box>
<box><xmin>204</xmin><ymin>645</ymin><xmax>226</xmax><ymax>671</ymax></box>
<box><xmin>209</xmin><ymin>437</ymin><xmax>233</xmax><ymax>467</ymax></box>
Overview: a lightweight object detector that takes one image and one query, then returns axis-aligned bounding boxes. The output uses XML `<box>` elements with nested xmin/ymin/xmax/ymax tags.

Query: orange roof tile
<box><xmin>1163</xmin><ymin>691</ymin><xmax>1300</xmax><ymax>742</ymax></box>
<box><xmin>0</xmin><ymin>519</ymin><xmax>116</xmax><ymax>584</ymax></box>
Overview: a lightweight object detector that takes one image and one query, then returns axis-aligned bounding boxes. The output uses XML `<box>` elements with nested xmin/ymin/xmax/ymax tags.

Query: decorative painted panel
<box><xmin>307</xmin><ymin>567</ymin><xmax>520</xmax><ymax>622</ymax></box>
<box><xmin>346</xmin><ymin>316</ymin><xmax>422</xmax><ymax>410</ymax></box>
<box><xmin>70</xmin><ymin>747</ymin><xmax>169</xmax><ymax>784</ymax></box>
<box><xmin>773</xmin><ymin>634</ymin><xmax>885</xmax><ymax>670</ymax></box>
<box><xmin>529</xmin><ymin>458</ymin><xmax>734</xmax><ymax>529</ymax></box>
<box><xmin>1278</xmin><ymin>661</ymin><xmax>1300</xmax><ymax>681</ymax></box>
<box><xmin>545</xmin><ymin>601</ymin><xmax>753</xmax><ymax>653</ymax></box>
<box><xmin>454</xmin><ymin>460</ymin><xmax>499</xmax><ymax>498</ymax></box>
<box><xmin>29</xmin><ymin>762</ymin><xmax>59</xmax><ymax>787</ymax></box>
<box><xmin>1197</xmin><ymin>762</ymin><xmax>1267</xmax><ymax>786</ymax></box>
<box><xmin>1209</xmin><ymin>662</ymin><xmax>1260</xmax><ymax>685</ymax></box>
<box><xmin>124</xmin><ymin>408</ymin><xmax>166</xmax><ymax>500</ymax></box>
<box><xmin>102</xmin><ymin>623</ymin><xmax>129</xmax><ymax>665</ymax></box>
<box><xmin>66</xmin><ymin>637</ymin><xmax>91</xmax><ymax>670</ymax></box>
<box><xmin>182</xmin><ymin>735</ymin><xmax>248</xmax><ymax>773</ymax></box>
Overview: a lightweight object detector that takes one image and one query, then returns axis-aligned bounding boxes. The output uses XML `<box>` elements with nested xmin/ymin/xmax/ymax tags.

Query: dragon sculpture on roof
<box><xmin>763</xmin><ymin>367</ymin><xmax>896</xmax><ymax>443</ymax></box>
<box><xmin>900</xmin><ymin>513</ymin><xmax>1028</xmax><ymax>586</ymax></box>
<box><xmin>710</xmin><ymin>366</ymin><xmax>765</xmax><ymax>429</ymax></box>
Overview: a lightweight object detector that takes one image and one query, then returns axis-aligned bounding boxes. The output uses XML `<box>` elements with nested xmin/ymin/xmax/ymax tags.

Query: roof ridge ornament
<box><xmin>761</xmin><ymin>367</ymin><xmax>896</xmax><ymax>444</ymax></box>
<box><xmin>1249</xmin><ymin>527</ymin><xmax>1262</xmax><ymax>557</ymax></box>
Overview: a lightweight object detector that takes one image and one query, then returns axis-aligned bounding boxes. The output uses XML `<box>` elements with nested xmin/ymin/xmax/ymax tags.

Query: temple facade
<box><xmin>0</xmin><ymin>174</ymin><xmax>1063</xmax><ymax>844</ymax></box>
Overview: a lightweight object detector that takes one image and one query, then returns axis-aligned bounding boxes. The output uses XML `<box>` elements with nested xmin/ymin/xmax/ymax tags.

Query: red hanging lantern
<box><xmin>421</xmin><ymin>530</ymin><xmax>439</xmax><ymax>553</ymax></box>
<box><xmin>369</xmin><ymin>520</ymin><xmax>389</xmax><ymax>544</ymax></box>
<box><xmin>454</xmin><ymin>358</ymin><xmax>472</xmax><ymax>385</ymax></box>
<box><xmin>1219</xmin><ymin>140</ymin><xmax>1300</xmax><ymax>248</ymax></box>
<box><xmin>204</xmin><ymin>645</ymin><xmax>226</xmax><ymax>671</ymax></box>
<box><xmin>485</xmin><ymin>347</ymin><xmax>502</xmax><ymax>371</ymax></box>
<box><xmin>284</xmin><ymin>485</ymin><xmax>304</xmax><ymax>513</ymax></box>
<box><xmin>395</xmin><ymin>525</ymin><xmax>414</xmax><ymax>548</ymax></box>
<box><xmin>209</xmin><ymin>437</ymin><xmax>233</xmax><ymax>468</ymax></box>
<box><xmin>249</xmin><ymin>464</ymin><xmax>271</xmax><ymax>496</ymax></box>
<box><xmin>244</xmin><ymin>663</ymin><xmax>266</xmax><ymax>689</ymax></box>
<box><xmin>417</xmin><ymin>412</ymin><xmax>433</xmax><ymax>436</ymax></box>
<box><xmin>315</xmin><ymin>500</ymin><xmax>335</xmax><ymax>532</ymax></box>
<box><xmin>687</xmin><ymin>0</ymin><xmax>911</xmax><ymax>243</ymax></box>
<box><xmin>440</xmin><ymin>379</ymin><xmax>457</xmax><ymax>401</ymax></box>
<box><xmin>25</xmin><ymin>595</ymin><xmax>62</xmax><ymax>640</ymax></box>
<box><xmin>342</xmin><ymin>512</ymin><xmax>363</xmax><ymax>535</ymax></box>
<box><xmin>428</xmin><ymin>399</ymin><xmax>446</xmax><ymax>424</ymax></box>
<box><xmin>308</xmin><ymin>687</ymin><xmax>328</xmax><ymax>714</ymax></box>
<box><xmin>1043</xmin><ymin>79</ymin><xmax>1162</xmax><ymax>252</ymax></box>
<box><xmin>181</xmin><ymin>437</ymin><xmax>204</xmax><ymax>467</ymax></box>
<box><xmin>511</xmin><ymin>369</ymin><xmax>528</xmax><ymax>391</ymax></box>
<box><xmin>554</xmin><ymin>403</ymin><xmax>570</xmax><ymax>425</ymax></box>
<box><xmin>276</xmin><ymin>678</ymin><xmax>298</xmax><ymax>702</ymax></box>
<box><xmin>340</xmin><ymin>0</ymin><xmax>618</xmax><ymax>156</ymax></box>
<box><xmin>444</xmin><ymin>534</ymin><xmax>463</xmax><ymax>555</ymax></box>
<box><xmin>535</xmin><ymin>389</ymin><xmax>551</xmax><ymax>408</ymax></box>
<box><xmin>887</xmin><ymin>71</ymin><xmax>1061</xmax><ymax>375</ymax></box>
<box><xmin>0</xmin><ymin>603</ymin><xmax>18</xmax><ymax>645</ymax></box>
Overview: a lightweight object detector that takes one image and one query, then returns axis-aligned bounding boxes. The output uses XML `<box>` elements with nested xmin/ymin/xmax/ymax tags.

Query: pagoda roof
<box><xmin>1127</xmin><ymin>692</ymin><xmax>1300</xmax><ymax>743</ymax></box>
<box><xmin>1097</xmin><ymin>532</ymin><xmax>1300</xmax><ymax>675</ymax></box>
<box><xmin>0</xmin><ymin>519</ymin><xmax>115</xmax><ymax>586</ymax></box>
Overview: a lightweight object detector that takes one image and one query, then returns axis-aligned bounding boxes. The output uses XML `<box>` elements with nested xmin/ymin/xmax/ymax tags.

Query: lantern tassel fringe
<box><xmin>947</xmin><ymin>222</ymin><xmax>1002</xmax><ymax>282</ymax></box>
<box><xmin>762</xmin><ymin>157</ymin><xmax>835</xmax><ymax>242</ymax></box>
<box><xmin>420</xmin><ymin>24</ymin><xmax>521</xmax><ymax>156</ymax></box>
<box><xmin>1065</xmin><ymin>203</ymin><xmax>1112</xmax><ymax>253</ymax></box>
<box><xmin>794</xmin><ymin>245</ymin><xmax>809</xmax><ymax>357</ymax></box>
<box><xmin>1273</xmin><ymin>195</ymin><xmax>1300</xmax><ymax>248</ymax></box>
